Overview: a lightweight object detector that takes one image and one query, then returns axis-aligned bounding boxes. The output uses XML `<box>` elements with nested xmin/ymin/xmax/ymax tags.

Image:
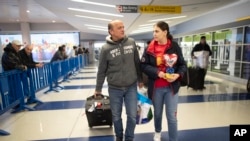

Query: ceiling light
<box><xmin>130</xmin><ymin>31</ymin><xmax>151</xmax><ymax>35</ymax></box>
<box><xmin>76</xmin><ymin>15</ymin><xmax>112</xmax><ymax>21</ymax></box>
<box><xmin>88</xmin><ymin>27</ymin><xmax>108</xmax><ymax>32</ymax></box>
<box><xmin>69</xmin><ymin>8</ymin><xmax>123</xmax><ymax>17</ymax></box>
<box><xmin>148</xmin><ymin>16</ymin><xmax>186</xmax><ymax>22</ymax></box>
<box><xmin>71</xmin><ymin>0</ymin><xmax>115</xmax><ymax>8</ymax></box>
<box><xmin>26</xmin><ymin>10</ymin><xmax>30</xmax><ymax>13</ymax></box>
<box><xmin>140</xmin><ymin>21</ymin><xmax>171</xmax><ymax>27</ymax></box>
<box><xmin>139</xmin><ymin>23</ymin><xmax>155</xmax><ymax>27</ymax></box>
<box><xmin>84</xmin><ymin>24</ymin><xmax>107</xmax><ymax>29</ymax></box>
<box><xmin>131</xmin><ymin>28</ymin><xmax>152</xmax><ymax>34</ymax></box>
<box><xmin>138</xmin><ymin>26</ymin><xmax>153</xmax><ymax>30</ymax></box>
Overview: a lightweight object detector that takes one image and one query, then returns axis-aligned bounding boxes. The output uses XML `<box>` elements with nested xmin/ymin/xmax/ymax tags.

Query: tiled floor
<box><xmin>0</xmin><ymin>64</ymin><xmax>249</xmax><ymax>141</ymax></box>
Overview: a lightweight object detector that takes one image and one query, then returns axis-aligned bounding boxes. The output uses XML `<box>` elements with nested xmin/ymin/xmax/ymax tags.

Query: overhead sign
<box><xmin>116</xmin><ymin>5</ymin><xmax>138</xmax><ymax>13</ymax></box>
<box><xmin>139</xmin><ymin>5</ymin><xmax>181</xmax><ymax>14</ymax></box>
<box><xmin>116</xmin><ymin>5</ymin><xmax>181</xmax><ymax>14</ymax></box>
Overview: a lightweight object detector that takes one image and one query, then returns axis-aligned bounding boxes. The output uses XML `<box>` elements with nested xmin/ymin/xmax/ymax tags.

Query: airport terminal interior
<box><xmin>0</xmin><ymin>0</ymin><xmax>250</xmax><ymax>141</ymax></box>
<box><xmin>0</xmin><ymin>63</ymin><xmax>249</xmax><ymax>141</ymax></box>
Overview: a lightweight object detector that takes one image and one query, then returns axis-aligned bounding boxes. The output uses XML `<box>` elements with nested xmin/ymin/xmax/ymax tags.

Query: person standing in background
<box><xmin>50</xmin><ymin>45</ymin><xmax>68</xmax><ymax>62</ymax></box>
<box><xmin>2</xmin><ymin>40</ymin><xmax>27</xmax><ymax>71</ymax></box>
<box><xmin>19</xmin><ymin>44</ymin><xmax>44</xmax><ymax>68</ymax></box>
<box><xmin>191</xmin><ymin>36</ymin><xmax>212</xmax><ymax>89</ymax></box>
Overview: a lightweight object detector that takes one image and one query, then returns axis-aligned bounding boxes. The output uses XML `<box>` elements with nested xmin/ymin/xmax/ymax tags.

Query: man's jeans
<box><xmin>108</xmin><ymin>83</ymin><xmax>137</xmax><ymax>141</ymax></box>
<box><xmin>153</xmin><ymin>86</ymin><xmax>178</xmax><ymax>141</ymax></box>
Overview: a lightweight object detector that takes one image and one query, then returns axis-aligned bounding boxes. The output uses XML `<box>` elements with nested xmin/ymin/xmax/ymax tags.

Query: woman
<box><xmin>140</xmin><ymin>21</ymin><xmax>187</xmax><ymax>141</ymax></box>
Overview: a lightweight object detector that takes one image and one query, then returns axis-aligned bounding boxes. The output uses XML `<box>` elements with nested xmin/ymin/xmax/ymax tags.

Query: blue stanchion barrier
<box><xmin>79</xmin><ymin>55</ymin><xmax>84</xmax><ymax>69</ymax></box>
<box><xmin>44</xmin><ymin>61</ymin><xmax>64</xmax><ymax>93</ymax></box>
<box><xmin>76</xmin><ymin>56</ymin><xmax>82</xmax><ymax>72</ymax></box>
<box><xmin>27</xmin><ymin>64</ymin><xmax>52</xmax><ymax>104</ymax></box>
<box><xmin>0</xmin><ymin>55</ymin><xmax>87</xmax><ymax>135</ymax></box>
<box><xmin>61</xmin><ymin>59</ymin><xmax>71</xmax><ymax>82</ymax></box>
<box><xmin>84</xmin><ymin>54</ymin><xmax>89</xmax><ymax>66</ymax></box>
<box><xmin>0</xmin><ymin>70</ymin><xmax>34</xmax><ymax>135</ymax></box>
<box><xmin>69</xmin><ymin>57</ymin><xmax>77</xmax><ymax>75</ymax></box>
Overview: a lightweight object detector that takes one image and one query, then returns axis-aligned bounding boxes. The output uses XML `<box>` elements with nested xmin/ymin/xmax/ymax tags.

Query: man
<box><xmin>2</xmin><ymin>40</ymin><xmax>27</xmax><ymax>71</ymax></box>
<box><xmin>95</xmin><ymin>20</ymin><xmax>143</xmax><ymax>141</ymax></box>
<box><xmin>50</xmin><ymin>45</ymin><xmax>68</xmax><ymax>62</ymax></box>
<box><xmin>1</xmin><ymin>40</ymin><xmax>28</xmax><ymax>110</ymax></box>
<box><xmin>73</xmin><ymin>45</ymin><xmax>78</xmax><ymax>57</ymax></box>
<box><xmin>191</xmin><ymin>36</ymin><xmax>212</xmax><ymax>89</ymax></box>
<box><xmin>18</xmin><ymin>44</ymin><xmax>43</xmax><ymax>104</ymax></box>
<box><xmin>19</xmin><ymin>44</ymin><xmax>43</xmax><ymax>68</ymax></box>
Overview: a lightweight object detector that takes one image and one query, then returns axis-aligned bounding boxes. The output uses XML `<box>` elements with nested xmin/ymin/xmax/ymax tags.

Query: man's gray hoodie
<box><xmin>95</xmin><ymin>35</ymin><xmax>142</xmax><ymax>91</ymax></box>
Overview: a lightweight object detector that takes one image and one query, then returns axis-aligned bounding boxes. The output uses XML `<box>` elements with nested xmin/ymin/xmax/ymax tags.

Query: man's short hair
<box><xmin>108</xmin><ymin>22</ymin><xmax>113</xmax><ymax>31</ymax></box>
<box><xmin>201</xmin><ymin>36</ymin><xmax>206</xmax><ymax>39</ymax></box>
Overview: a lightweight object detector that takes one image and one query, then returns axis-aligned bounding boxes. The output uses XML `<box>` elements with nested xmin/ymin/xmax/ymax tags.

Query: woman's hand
<box><xmin>158</xmin><ymin>71</ymin><xmax>165</xmax><ymax>79</ymax></box>
<box><xmin>165</xmin><ymin>73</ymin><xmax>180</xmax><ymax>83</ymax></box>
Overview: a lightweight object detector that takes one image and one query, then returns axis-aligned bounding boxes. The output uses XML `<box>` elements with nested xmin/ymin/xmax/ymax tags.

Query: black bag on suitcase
<box><xmin>187</xmin><ymin>67</ymin><xmax>205</xmax><ymax>90</ymax></box>
<box><xmin>180</xmin><ymin>61</ymin><xmax>188</xmax><ymax>87</ymax></box>
<box><xmin>85</xmin><ymin>94</ymin><xmax>113</xmax><ymax>128</ymax></box>
<box><xmin>180</xmin><ymin>69</ymin><xmax>189</xmax><ymax>87</ymax></box>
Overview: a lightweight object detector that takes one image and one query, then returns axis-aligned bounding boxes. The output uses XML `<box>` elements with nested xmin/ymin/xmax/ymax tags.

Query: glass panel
<box><xmin>0</xmin><ymin>34</ymin><xmax>22</xmax><ymax>47</ymax></box>
<box><xmin>242</xmin><ymin>45</ymin><xmax>250</xmax><ymax>62</ymax></box>
<box><xmin>235</xmin><ymin>45</ymin><xmax>243</xmax><ymax>61</ymax></box>
<box><xmin>241</xmin><ymin>62</ymin><xmax>250</xmax><ymax>79</ymax></box>
<box><xmin>179</xmin><ymin>26</ymin><xmax>249</xmax><ymax>80</ymax></box>
<box><xmin>236</xmin><ymin>27</ymin><xmax>243</xmax><ymax>44</ymax></box>
<box><xmin>210</xmin><ymin>60</ymin><xmax>230</xmax><ymax>75</ymax></box>
<box><xmin>234</xmin><ymin>62</ymin><xmax>241</xmax><ymax>77</ymax></box>
<box><xmin>31</xmin><ymin>33</ymin><xmax>80</xmax><ymax>62</ymax></box>
<box><xmin>193</xmin><ymin>34</ymin><xmax>200</xmax><ymax>46</ymax></box>
<box><xmin>244</xmin><ymin>26</ymin><xmax>250</xmax><ymax>44</ymax></box>
<box><xmin>180</xmin><ymin>36</ymin><xmax>193</xmax><ymax>64</ymax></box>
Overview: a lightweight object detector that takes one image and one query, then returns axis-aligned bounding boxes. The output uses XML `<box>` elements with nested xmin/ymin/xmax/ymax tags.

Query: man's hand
<box><xmin>36</xmin><ymin>63</ymin><xmax>44</xmax><ymax>68</ymax></box>
<box><xmin>138</xmin><ymin>82</ymin><xmax>144</xmax><ymax>88</ymax></box>
<box><xmin>94</xmin><ymin>91</ymin><xmax>102</xmax><ymax>98</ymax></box>
<box><xmin>21</xmin><ymin>65</ymin><xmax>27</xmax><ymax>71</ymax></box>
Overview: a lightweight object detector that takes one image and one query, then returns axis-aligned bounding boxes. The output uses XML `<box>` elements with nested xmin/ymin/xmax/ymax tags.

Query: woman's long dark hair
<box><xmin>155</xmin><ymin>21</ymin><xmax>173</xmax><ymax>41</ymax></box>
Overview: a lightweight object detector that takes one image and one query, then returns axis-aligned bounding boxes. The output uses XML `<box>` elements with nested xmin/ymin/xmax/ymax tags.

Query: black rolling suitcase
<box><xmin>85</xmin><ymin>94</ymin><xmax>113</xmax><ymax>128</ymax></box>
<box><xmin>187</xmin><ymin>67</ymin><xmax>205</xmax><ymax>90</ymax></box>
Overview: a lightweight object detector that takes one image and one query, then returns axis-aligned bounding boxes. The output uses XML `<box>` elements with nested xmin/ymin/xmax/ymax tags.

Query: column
<box><xmin>20</xmin><ymin>22</ymin><xmax>31</xmax><ymax>45</ymax></box>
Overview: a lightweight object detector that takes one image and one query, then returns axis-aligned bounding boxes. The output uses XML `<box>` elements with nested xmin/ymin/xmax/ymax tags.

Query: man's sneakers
<box><xmin>153</xmin><ymin>132</ymin><xmax>161</xmax><ymax>141</ymax></box>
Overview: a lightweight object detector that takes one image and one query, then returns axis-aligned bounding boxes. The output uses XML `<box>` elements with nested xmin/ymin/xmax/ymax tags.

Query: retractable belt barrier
<box><xmin>0</xmin><ymin>55</ymin><xmax>87</xmax><ymax>135</ymax></box>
